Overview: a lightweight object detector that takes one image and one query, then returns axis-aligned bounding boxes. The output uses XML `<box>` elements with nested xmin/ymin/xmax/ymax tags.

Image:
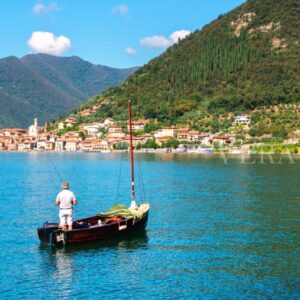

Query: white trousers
<box><xmin>59</xmin><ymin>209</ymin><xmax>73</xmax><ymax>226</ymax></box>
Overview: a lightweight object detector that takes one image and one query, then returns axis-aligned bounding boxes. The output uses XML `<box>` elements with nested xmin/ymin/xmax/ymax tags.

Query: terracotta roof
<box><xmin>155</xmin><ymin>136</ymin><xmax>172</xmax><ymax>140</ymax></box>
<box><xmin>0</xmin><ymin>128</ymin><xmax>26</xmax><ymax>132</ymax></box>
<box><xmin>84</xmin><ymin>138</ymin><xmax>99</xmax><ymax>142</ymax></box>
<box><xmin>140</xmin><ymin>134</ymin><xmax>153</xmax><ymax>138</ymax></box>
<box><xmin>176</xmin><ymin>128</ymin><xmax>190</xmax><ymax>132</ymax></box>
<box><xmin>212</xmin><ymin>135</ymin><xmax>231</xmax><ymax>140</ymax></box>
<box><xmin>131</xmin><ymin>121</ymin><xmax>144</xmax><ymax>125</ymax></box>
<box><xmin>0</xmin><ymin>136</ymin><xmax>14</xmax><ymax>141</ymax></box>
<box><xmin>123</xmin><ymin>135</ymin><xmax>145</xmax><ymax>140</ymax></box>
<box><xmin>65</xmin><ymin>118</ymin><xmax>77</xmax><ymax>123</ymax></box>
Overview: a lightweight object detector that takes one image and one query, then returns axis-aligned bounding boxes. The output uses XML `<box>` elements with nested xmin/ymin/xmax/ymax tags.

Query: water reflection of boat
<box><xmin>37</xmin><ymin>101</ymin><xmax>150</xmax><ymax>246</ymax></box>
<box><xmin>39</xmin><ymin>230</ymin><xmax>149</xmax><ymax>253</ymax></box>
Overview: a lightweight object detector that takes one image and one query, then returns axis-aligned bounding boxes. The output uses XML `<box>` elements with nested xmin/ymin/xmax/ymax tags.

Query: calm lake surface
<box><xmin>0</xmin><ymin>152</ymin><xmax>299</xmax><ymax>299</ymax></box>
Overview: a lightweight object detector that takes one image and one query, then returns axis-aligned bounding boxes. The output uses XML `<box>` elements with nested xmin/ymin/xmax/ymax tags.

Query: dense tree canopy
<box><xmin>74</xmin><ymin>0</ymin><xmax>299</xmax><ymax>127</ymax></box>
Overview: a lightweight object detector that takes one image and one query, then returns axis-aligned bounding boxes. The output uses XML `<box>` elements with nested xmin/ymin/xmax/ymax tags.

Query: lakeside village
<box><xmin>1</xmin><ymin>113</ymin><xmax>300</xmax><ymax>154</ymax></box>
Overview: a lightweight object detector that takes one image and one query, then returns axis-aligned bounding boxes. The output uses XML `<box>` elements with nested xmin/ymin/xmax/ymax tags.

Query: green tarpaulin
<box><xmin>98</xmin><ymin>204</ymin><xmax>136</xmax><ymax>219</ymax></box>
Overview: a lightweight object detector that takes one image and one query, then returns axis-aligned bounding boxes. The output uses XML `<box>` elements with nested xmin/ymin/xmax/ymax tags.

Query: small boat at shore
<box><xmin>229</xmin><ymin>148</ymin><xmax>243</xmax><ymax>154</ymax></box>
<box><xmin>174</xmin><ymin>146</ymin><xmax>187</xmax><ymax>153</ymax></box>
<box><xmin>188</xmin><ymin>147</ymin><xmax>214</xmax><ymax>154</ymax></box>
<box><xmin>37</xmin><ymin>101</ymin><xmax>150</xmax><ymax>246</ymax></box>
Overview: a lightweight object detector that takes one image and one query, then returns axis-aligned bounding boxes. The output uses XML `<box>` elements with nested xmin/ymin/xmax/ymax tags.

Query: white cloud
<box><xmin>170</xmin><ymin>30</ymin><xmax>191</xmax><ymax>43</ymax></box>
<box><xmin>125</xmin><ymin>47</ymin><xmax>137</xmax><ymax>55</ymax></box>
<box><xmin>140</xmin><ymin>35</ymin><xmax>172</xmax><ymax>49</ymax></box>
<box><xmin>33</xmin><ymin>2</ymin><xmax>60</xmax><ymax>15</ymax></box>
<box><xmin>27</xmin><ymin>32</ymin><xmax>71</xmax><ymax>56</ymax></box>
<box><xmin>140</xmin><ymin>30</ymin><xmax>191</xmax><ymax>49</ymax></box>
<box><xmin>112</xmin><ymin>4</ymin><xmax>129</xmax><ymax>15</ymax></box>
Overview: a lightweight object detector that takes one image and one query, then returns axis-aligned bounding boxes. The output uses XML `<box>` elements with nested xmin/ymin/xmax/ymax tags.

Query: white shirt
<box><xmin>56</xmin><ymin>189</ymin><xmax>76</xmax><ymax>209</ymax></box>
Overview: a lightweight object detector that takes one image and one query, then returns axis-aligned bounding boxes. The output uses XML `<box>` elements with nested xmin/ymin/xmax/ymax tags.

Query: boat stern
<box><xmin>37</xmin><ymin>222</ymin><xmax>59</xmax><ymax>244</ymax></box>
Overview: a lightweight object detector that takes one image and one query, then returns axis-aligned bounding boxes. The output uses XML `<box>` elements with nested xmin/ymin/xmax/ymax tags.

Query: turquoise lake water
<box><xmin>0</xmin><ymin>152</ymin><xmax>299</xmax><ymax>299</ymax></box>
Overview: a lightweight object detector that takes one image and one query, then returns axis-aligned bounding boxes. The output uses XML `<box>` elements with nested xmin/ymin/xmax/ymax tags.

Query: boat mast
<box><xmin>128</xmin><ymin>100</ymin><xmax>136</xmax><ymax>208</ymax></box>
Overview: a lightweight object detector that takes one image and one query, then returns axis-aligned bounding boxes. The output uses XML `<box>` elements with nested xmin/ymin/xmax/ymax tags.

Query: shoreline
<box><xmin>0</xmin><ymin>149</ymin><xmax>299</xmax><ymax>156</ymax></box>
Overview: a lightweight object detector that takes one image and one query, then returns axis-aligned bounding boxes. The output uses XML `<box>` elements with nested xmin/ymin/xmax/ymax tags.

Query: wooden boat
<box><xmin>37</xmin><ymin>204</ymin><xmax>149</xmax><ymax>245</ymax></box>
<box><xmin>37</xmin><ymin>101</ymin><xmax>150</xmax><ymax>245</ymax></box>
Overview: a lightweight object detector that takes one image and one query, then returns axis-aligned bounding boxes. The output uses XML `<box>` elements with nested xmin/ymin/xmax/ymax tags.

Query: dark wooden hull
<box><xmin>37</xmin><ymin>211</ymin><xmax>149</xmax><ymax>246</ymax></box>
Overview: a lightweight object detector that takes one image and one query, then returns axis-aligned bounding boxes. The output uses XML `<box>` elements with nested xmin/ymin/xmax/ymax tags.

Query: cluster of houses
<box><xmin>0</xmin><ymin>117</ymin><xmax>236</xmax><ymax>152</ymax></box>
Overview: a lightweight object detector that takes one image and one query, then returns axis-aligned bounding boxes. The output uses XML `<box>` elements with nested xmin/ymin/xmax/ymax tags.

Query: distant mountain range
<box><xmin>0</xmin><ymin>54</ymin><xmax>138</xmax><ymax>128</ymax></box>
<box><xmin>75</xmin><ymin>0</ymin><xmax>299</xmax><ymax>126</ymax></box>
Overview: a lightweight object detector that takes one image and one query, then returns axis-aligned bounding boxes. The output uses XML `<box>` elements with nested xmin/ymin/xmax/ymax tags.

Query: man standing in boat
<box><xmin>55</xmin><ymin>182</ymin><xmax>77</xmax><ymax>230</ymax></box>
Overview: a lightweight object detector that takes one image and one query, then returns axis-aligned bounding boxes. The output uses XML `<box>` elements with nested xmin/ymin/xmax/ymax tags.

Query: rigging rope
<box><xmin>137</xmin><ymin>153</ymin><xmax>146</xmax><ymax>202</ymax></box>
<box><xmin>115</xmin><ymin>152</ymin><xmax>124</xmax><ymax>202</ymax></box>
<box><xmin>115</xmin><ymin>152</ymin><xmax>146</xmax><ymax>203</ymax></box>
<box><xmin>137</xmin><ymin>157</ymin><xmax>143</xmax><ymax>203</ymax></box>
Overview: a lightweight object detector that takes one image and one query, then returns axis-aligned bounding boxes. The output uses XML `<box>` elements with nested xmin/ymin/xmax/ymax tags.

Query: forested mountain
<box><xmin>0</xmin><ymin>54</ymin><xmax>137</xmax><ymax>128</ymax></box>
<box><xmin>77</xmin><ymin>0</ymin><xmax>300</xmax><ymax>126</ymax></box>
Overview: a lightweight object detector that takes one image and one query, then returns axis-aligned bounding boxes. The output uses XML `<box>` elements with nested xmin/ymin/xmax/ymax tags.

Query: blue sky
<box><xmin>0</xmin><ymin>0</ymin><xmax>245</xmax><ymax>68</ymax></box>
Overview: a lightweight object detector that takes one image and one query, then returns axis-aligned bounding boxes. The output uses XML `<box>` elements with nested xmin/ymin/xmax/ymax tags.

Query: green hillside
<box><xmin>76</xmin><ymin>0</ymin><xmax>300</xmax><ymax>126</ymax></box>
<box><xmin>0</xmin><ymin>54</ymin><xmax>137</xmax><ymax>128</ymax></box>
